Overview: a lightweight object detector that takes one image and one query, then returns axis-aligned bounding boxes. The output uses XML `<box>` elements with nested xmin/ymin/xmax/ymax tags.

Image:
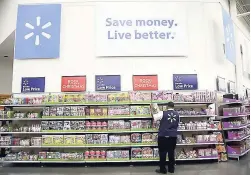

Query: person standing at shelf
<box><xmin>151</xmin><ymin>102</ymin><xmax>180</xmax><ymax>174</ymax></box>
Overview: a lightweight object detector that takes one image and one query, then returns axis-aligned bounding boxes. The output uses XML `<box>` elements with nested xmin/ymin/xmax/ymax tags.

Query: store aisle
<box><xmin>0</xmin><ymin>156</ymin><xmax>249</xmax><ymax>175</ymax></box>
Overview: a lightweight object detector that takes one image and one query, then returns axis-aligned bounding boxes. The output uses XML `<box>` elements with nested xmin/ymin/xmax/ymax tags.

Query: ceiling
<box><xmin>236</xmin><ymin>0</ymin><xmax>250</xmax><ymax>26</ymax></box>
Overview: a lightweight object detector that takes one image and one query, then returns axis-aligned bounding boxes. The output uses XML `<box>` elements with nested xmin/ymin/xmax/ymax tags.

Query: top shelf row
<box><xmin>1</xmin><ymin>91</ymin><xmax>217</xmax><ymax>107</ymax></box>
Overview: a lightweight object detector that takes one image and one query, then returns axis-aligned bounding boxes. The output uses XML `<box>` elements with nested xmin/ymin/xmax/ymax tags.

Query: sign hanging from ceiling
<box><xmin>15</xmin><ymin>4</ymin><xmax>61</xmax><ymax>59</ymax></box>
<box><xmin>216</xmin><ymin>76</ymin><xmax>226</xmax><ymax>92</ymax></box>
<box><xmin>21</xmin><ymin>77</ymin><xmax>45</xmax><ymax>93</ymax></box>
<box><xmin>96</xmin><ymin>3</ymin><xmax>188</xmax><ymax>57</ymax></box>
<box><xmin>61</xmin><ymin>76</ymin><xmax>86</xmax><ymax>92</ymax></box>
<box><xmin>133</xmin><ymin>75</ymin><xmax>158</xmax><ymax>91</ymax></box>
<box><xmin>222</xmin><ymin>8</ymin><xmax>236</xmax><ymax>65</ymax></box>
<box><xmin>173</xmin><ymin>74</ymin><xmax>198</xmax><ymax>90</ymax></box>
<box><xmin>95</xmin><ymin>75</ymin><xmax>121</xmax><ymax>91</ymax></box>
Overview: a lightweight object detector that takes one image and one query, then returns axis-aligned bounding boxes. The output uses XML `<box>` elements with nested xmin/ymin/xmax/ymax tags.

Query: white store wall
<box><xmin>0</xmin><ymin>58</ymin><xmax>13</xmax><ymax>94</ymax></box>
<box><xmin>0</xmin><ymin>0</ymin><xmax>249</xmax><ymax>94</ymax></box>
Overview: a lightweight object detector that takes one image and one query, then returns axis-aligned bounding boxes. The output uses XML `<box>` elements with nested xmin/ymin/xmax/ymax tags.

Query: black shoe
<box><xmin>155</xmin><ymin>169</ymin><xmax>167</xmax><ymax>174</ymax></box>
<box><xmin>168</xmin><ymin>170</ymin><xmax>174</xmax><ymax>173</ymax></box>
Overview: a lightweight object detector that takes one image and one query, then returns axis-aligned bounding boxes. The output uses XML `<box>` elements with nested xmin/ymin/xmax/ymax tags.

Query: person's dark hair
<box><xmin>167</xmin><ymin>101</ymin><xmax>174</xmax><ymax>108</ymax></box>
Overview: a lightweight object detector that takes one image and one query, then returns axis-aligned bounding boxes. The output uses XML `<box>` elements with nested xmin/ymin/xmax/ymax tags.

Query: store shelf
<box><xmin>0</xmin><ymin>115</ymin><xmax>217</xmax><ymax>121</ymax></box>
<box><xmin>0</xmin><ymin>101</ymin><xmax>215</xmax><ymax>108</ymax></box>
<box><xmin>0</xmin><ymin>129</ymin><xmax>221</xmax><ymax>135</ymax></box>
<box><xmin>225</xmin><ymin>135</ymin><xmax>250</xmax><ymax>142</ymax></box>
<box><xmin>217</xmin><ymin>114</ymin><xmax>249</xmax><ymax>119</ymax></box>
<box><xmin>223</xmin><ymin>124</ymin><xmax>250</xmax><ymax>130</ymax></box>
<box><xmin>228</xmin><ymin>149</ymin><xmax>250</xmax><ymax>158</ymax></box>
<box><xmin>0</xmin><ymin>142</ymin><xmax>223</xmax><ymax>149</ymax></box>
<box><xmin>3</xmin><ymin>157</ymin><xmax>219</xmax><ymax>163</ymax></box>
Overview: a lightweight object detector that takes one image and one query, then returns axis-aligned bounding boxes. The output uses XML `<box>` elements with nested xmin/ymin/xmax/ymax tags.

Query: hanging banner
<box><xmin>15</xmin><ymin>4</ymin><xmax>61</xmax><ymax>59</ymax></box>
<box><xmin>133</xmin><ymin>75</ymin><xmax>158</xmax><ymax>91</ymax></box>
<box><xmin>222</xmin><ymin>8</ymin><xmax>236</xmax><ymax>64</ymax></box>
<box><xmin>96</xmin><ymin>3</ymin><xmax>188</xmax><ymax>57</ymax></box>
<box><xmin>61</xmin><ymin>76</ymin><xmax>86</xmax><ymax>92</ymax></box>
<box><xmin>95</xmin><ymin>75</ymin><xmax>121</xmax><ymax>91</ymax></box>
<box><xmin>21</xmin><ymin>77</ymin><xmax>45</xmax><ymax>93</ymax></box>
<box><xmin>173</xmin><ymin>74</ymin><xmax>198</xmax><ymax>90</ymax></box>
<box><xmin>216</xmin><ymin>76</ymin><xmax>226</xmax><ymax>92</ymax></box>
<box><xmin>227</xmin><ymin>81</ymin><xmax>235</xmax><ymax>93</ymax></box>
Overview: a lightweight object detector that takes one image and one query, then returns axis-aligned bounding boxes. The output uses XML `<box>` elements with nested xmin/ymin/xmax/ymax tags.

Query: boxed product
<box><xmin>108</xmin><ymin>120</ymin><xmax>130</xmax><ymax>131</ymax></box>
<box><xmin>131</xmin><ymin>148</ymin><xmax>142</xmax><ymax>159</ymax></box>
<box><xmin>90</xmin><ymin>107</ymin><xmax>108</xmax><ymax>117</ymax></box>
<box><xmin>130</xmin><ymin>106</ymin><xmax>151</xmax><ymax>116</ymax></box>
<box><xmin>130</xmin><ymin>120</ymin><xmax>151</xmax><ymax>131</ymax></box>
<box><xmin>64</xmin><ymin>94</ymin><xmax>85</xmax><ymax>103</ymax></box>
<box><xmin>86</xmin><ymin>134</ymin><xmax>108</xmax><ymax>145</ymax></box>
<box><xmin>107</xmin><ymin>92</ymin><xmax>130</xmax><ymax>104</ymax></box>
<box><xmin>142</xmin><ymin>147</ymin><xmax>153</xmax><ymax>159</ymax></box>
<box><xmin>152</xmin><ymin>91</ymin><xmax>173</xmax><ymax>102</ymax></box>
<box><xmin>61</xmin><ymin>152</ymin><xmax>84</xmax><ymax>161</ymax></box>
<box><xmin>131</xmin><ymin>133</ymin><xmax>142</xmax><ymax>144</ymax></box>
<box><xmin>223</xmin><ymin>107</ymin><xmax>240</xmax><ymax>116</ymax></box>
<box><xmin>85</xmin><ymin>121</ymin><xmax>108</xmax><ymax>131</ymax></box>
<box><xmin>75</xmin><ymin>135</ymin><xmax>86</xmax><ymax>145</ymax></box>
<box><xmin>129</xmin><ymin>91</ymin><xmax>151</xmax><ymax>103</ymax></box>
<box><xmin>64</xmin><ymin>135</ymin><xmax>76</xmax><ymax>145</ymax></box>
<box><xmin>106</xmin><ymin>150</ymin><xmax>130</xmax><ymax>160</ymax></box>
<box><xmin>84</xmin><ymin>150</ymin><xmax>106</xmax><ymax>160</ymax></box>
<box><xmin>86</xmin><ymin>93</ymin><xmax>107</xmax><ymax>103</ymax></box>
<box><xmin>108</xmin><ymin>106</ymin><xmax>130</xmax><ymax>116</ymax></box>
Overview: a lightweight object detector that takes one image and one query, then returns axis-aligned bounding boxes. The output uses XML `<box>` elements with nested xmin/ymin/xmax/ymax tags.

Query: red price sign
<box><xmin>61</xmin><ymin>76</ymin><xmax>86</xmax><ymax>92</ymax></box>
<box><xmin>133</xmin><ymin>75</ymin><xmax>158</xmax><ymax>91</ymax></box>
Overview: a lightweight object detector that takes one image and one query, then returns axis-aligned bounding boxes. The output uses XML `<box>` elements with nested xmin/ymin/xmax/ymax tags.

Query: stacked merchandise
<box><xmin>218</xmin><ymin>97</ymin><xmax>250</xmax><ymax>160</ymax></box>
<box><xmin>1</xmin><ymin>90</ymin><xmax>223</xmax><ymax>164</ymax></box>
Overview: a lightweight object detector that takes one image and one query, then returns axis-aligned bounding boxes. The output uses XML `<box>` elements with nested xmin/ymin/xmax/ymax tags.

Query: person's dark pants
<box><xmin>158</xmin><ymin>136</ymin><xmax>177</xmax><ymax>172</ymax></box>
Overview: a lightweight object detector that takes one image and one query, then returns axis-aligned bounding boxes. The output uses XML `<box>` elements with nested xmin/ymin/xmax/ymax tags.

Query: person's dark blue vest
<box><xmin>158</xmin><ymin>110</ymin><xmax>179</xmax><ymax>137</ymax></box>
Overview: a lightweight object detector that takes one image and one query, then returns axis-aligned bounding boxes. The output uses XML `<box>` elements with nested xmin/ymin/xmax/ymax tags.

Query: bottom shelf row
<box><xmin>4</xmin><ymin>148</ymin><xmax>222</xmax><ymax>162</ymax></box>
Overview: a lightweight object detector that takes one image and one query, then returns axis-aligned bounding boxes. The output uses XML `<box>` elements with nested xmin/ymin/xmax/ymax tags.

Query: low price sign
<box><xmin>21</xmin><ymin>77</ymin><xmax>45</xmax><ymax>93</ymax></box>
<box><xmin>133</xmin><ymin>75</ymin><xmax>158</xmax><ymax>91</ymax></box>
<box><xmin>61</xmin><ymin>76</ymin><xmax>86</xmax><ymax>92</ymax></box>
<box><xmin>95</xmin><ymin>75</ymin><xmax>121</xmax><ymax>91</ymax></box>
<box><xmin>173</xmin><ymin>74</ymin><xmax>198</xmax><ymax>90</ymax></box>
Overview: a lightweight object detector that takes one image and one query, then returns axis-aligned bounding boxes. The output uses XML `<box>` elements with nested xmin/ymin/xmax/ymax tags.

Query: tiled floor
<box><xmin>0</xmin><ymin>156</ymin><xmax>249</xmax><ymax>175</ymax></box>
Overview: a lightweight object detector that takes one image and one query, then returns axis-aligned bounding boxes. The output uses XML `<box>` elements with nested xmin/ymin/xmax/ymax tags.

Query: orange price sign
<box><xmin>133</xmin><ymin>75</ymin><xmax>158</xmax><ymax>91</ymax></box>
<box><xmin>61</xmin><ymin>76</ymin><xmax>86</xmax><ymax>92</ymax></box>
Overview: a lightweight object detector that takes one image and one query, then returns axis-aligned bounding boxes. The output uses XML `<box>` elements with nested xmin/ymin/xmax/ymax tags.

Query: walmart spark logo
<box><xmin>24</xmin><ymin>16</ymin><xmax>52</xmax><ymax>46</ymax></box>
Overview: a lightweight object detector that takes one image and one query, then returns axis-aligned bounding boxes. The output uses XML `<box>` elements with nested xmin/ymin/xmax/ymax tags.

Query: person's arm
<box><xmin>152</xmin><ymin>111</ymin><xmax>164</xmax><ymax>121</ymax></box>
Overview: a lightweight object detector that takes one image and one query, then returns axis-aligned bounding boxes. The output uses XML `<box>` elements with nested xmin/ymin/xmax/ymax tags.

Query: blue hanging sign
<box><xmin>95</xmin><ymin>75</ymin><xmax>121</xmax><ymax>91</ymax></box>
<box><xmin>21</xmin><ymin>77</ymin><xmax>45</xmax><ymax>93</ymax></box>
<box><xmin>173</xmin><ymin>74</ymin><xmax>198</xmax><ymax>90</ymax></box>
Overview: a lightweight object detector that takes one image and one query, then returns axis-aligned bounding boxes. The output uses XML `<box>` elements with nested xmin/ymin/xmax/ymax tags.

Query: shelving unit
<box><xmin>0</xmin><ymin>91</ymin><xmax>224</xmax><ymax>165</ymax></box>
<box><xmin>217</xmin><ymin>98</ymin><xmax>250</xmax><ymax>161</ymax></box>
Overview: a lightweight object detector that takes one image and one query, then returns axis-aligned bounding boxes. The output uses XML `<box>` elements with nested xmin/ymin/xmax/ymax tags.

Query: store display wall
<box><xmin>0</xmin><ymin>0</ymin><xmax>249</xmax><ymax>93</ymax></box>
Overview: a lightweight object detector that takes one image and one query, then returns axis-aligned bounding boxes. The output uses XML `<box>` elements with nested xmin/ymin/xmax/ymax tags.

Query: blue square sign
<box><xmin>15</xmin><ymin>4</ymin><xmax>61</xmax><ymax>59</ymax></box>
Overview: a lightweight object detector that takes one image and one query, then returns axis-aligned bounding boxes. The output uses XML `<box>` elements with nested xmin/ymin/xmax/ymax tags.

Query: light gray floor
<box><xmin>0</xmin><ymin>156</ymin><xmax>249</xmax><ymax>175</ymax></box>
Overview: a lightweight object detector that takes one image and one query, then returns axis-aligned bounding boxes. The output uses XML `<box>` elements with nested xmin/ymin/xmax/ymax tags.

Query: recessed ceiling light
<box><xmin>4</xmin><ymin>56</ymin><xmax>8</xmax><ymax>58</ymax></box>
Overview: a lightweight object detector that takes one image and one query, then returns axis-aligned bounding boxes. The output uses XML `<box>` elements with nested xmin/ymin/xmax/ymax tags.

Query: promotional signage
<box><xmin>217</xmin><ymin>76</ymin><xmax>226</xmax><ymax>92</ymax></box>
<box><xmin>173</xmin><ymin>74</ymin><xmax>198</xmax><ymax>90</ymax></box>
<box><xmin>96</xmin><ymin>4</ymin><xmax>188</xmax><ymax>57</ymax></box>
<box><xmin>222</xmin><ymin>8</ymin><xmax>236</xmax><ymax>64</ymax></box>
<box><xmin>227</xmin><ymin>81</ymin><xmax>236</xmax><ymax>93</ymax></box>
<box><xmin>15</xmin><ymin>4</ymin><xmax>61</xmax><ymax>59</ymax></box>
<box><xmin>133</xmin><ymin>75</ymin><xmax>158</xmax><ymax>91</ymax></box>
<box><xmin>95</xmin><ymin>75</ymin><xmax>121</xmax><ymax>91</ymax></box>
<box><xmin>61</xmin><ymin>76</ymin><xmax>86</xmax><ymax>92</ymax></box>
<box><xmin>21</xmin><ymin>77</ymin><xmax>45</xmax><ymax>93</ymax></box>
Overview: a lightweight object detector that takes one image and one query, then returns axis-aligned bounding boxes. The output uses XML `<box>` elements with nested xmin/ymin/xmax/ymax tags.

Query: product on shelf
<box><xmin>42</xmin><ymin>106</ymin><xmax>86</xmax><ymax>118</ymax></box>
<box><xmin>108</xmin><ymin>106</ymin><xmax>130</xmax><ymax>116</ymax></box>
<box><xmin>5</xmin><ymin>152</ymin><xmax>38</xmax><ymax>161</ymax></box>
<box><xmin>130</xmin><ymin>120</ymin><xmax>152</xmax><ymax>130</ymax></box>
<box><xmin>90</xmin><ymin>107</ymin><xmax>108</xmax><ymax>117</ymax></box>
<box><xmin>107</xmin><ymin>92</ymin><xmax>130</xmax><ymax>104</ymax></box>
<box><xmin>109</xmin><ymin>135</ymin><xmax>131</xmax><ymax>145</ymax></box>
<box><xmin>85</xmin><ymin>93</ymin><xmax>107</xmax><ymax>103</ymax></box>
<box><xmin>129</xmin><ymin>91</ymin><xmax>152</xmax><ymax>102</ymax></box>
<box><xmin>178</xmin><ymin>121</ymin><xmax>220</xmax><ymax>130</ymax></box>
<box><xmin>108</xmin><ymin>120</ymin><xmax>130</xmax><ymax>131</ymax></box>
<box><xmin>175</xmin><ymin>108</ymin><xmax>207</xmax><ymax>116</ymax></box>
<box><xmin>131</xmin><ymin>133</ymin><xmax>142</xmax><ymax>144</ymax></box>
<box><xmin>223</xmin><ymin>107</ymin><xmax>241</xmax><ymax>116</ymax></box>
<box><xmin>106</xmin><ymin>150</ymin><xmax>130</xmax><ymax>160</ymax></box>
<box><xmin>227</xmin><ymin>128</ymin><xmax>250</xmax><ymax>140</ymax></box>
<box><xmin>130</xmin><ymin>106</ymin><xmax>151</xmax><ymax>116</ymax></box>
<box><xmin>84</xmin><ymin>150</ymin><xmax>106</xmax><ymax>160</ymax></box>
<box><xmin>86</xmin><ymin>134</ymin><xmax>108</xmax><ymax>145</ymax></box>
<box><xmin>151</xmin><ymin>91</ymin><xmax>173</xmax><ymax>102</ymax></box>
<box><xmin>0</xmin><ymin>136</ymin><xmax>11</xmax><ymax>146</ymax></box>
